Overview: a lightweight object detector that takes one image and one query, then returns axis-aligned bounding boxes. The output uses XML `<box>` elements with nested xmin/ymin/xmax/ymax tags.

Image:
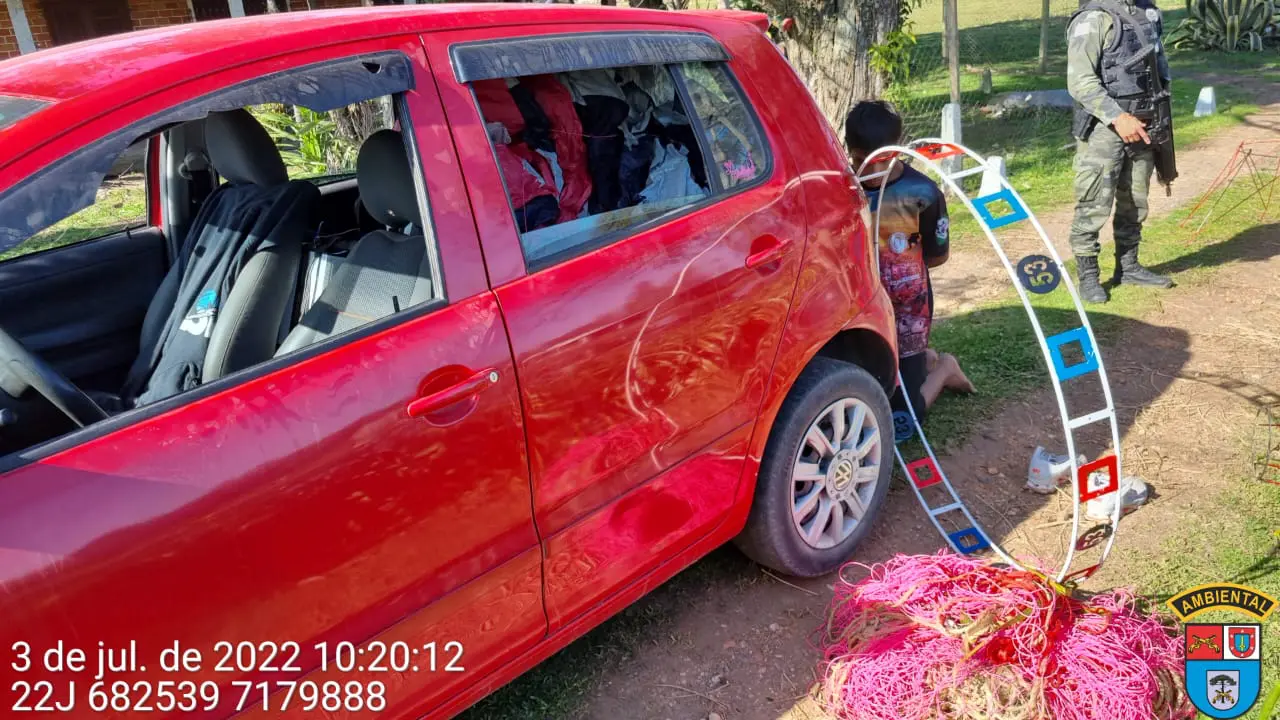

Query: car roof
<box><xmin>0</xmin><ymin>5</ymin><xmax>764</xmax><ymax>104</ymax></box>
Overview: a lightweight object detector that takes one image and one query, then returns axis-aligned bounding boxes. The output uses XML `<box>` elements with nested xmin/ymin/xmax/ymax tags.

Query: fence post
<box><xmin>946</xmin><ymin>0</ymin><xmax>961</xmax><ymax>106</ymax></box>
<box><xmin>1038</xmin><ymin>0</ymin><xmax>1051</xmax><ymax>74</ymax></box>
<box><xmin>941</xmin><ymin>0</ymin><xmax>949</xmax><ymax>59</ymax></box>
<box><xmin>942</xmin><ymin>103</ymin><xmax>962</xmax><ymax>174</ymax></box>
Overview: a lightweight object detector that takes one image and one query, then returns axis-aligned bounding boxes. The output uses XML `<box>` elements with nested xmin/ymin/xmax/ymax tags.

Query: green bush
<box><xmin>249</xmin><ymin>105</ymin><xmax>360</xmax><ymax>178</ymax></box>
<box><xmin>1168</xmin><ymin>0</ymin><xmax>1276</xmax><ymax>52</ymax></box>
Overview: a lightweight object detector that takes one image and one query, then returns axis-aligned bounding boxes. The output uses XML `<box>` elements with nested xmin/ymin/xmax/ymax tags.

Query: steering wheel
<box><xmin>0</xmin><ymin>324</ymin><xmax>107</xmax><ymax>428</ymax></box>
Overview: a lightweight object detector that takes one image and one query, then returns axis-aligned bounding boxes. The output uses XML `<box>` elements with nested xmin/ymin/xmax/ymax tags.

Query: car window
<box><xmin>471</xmin><ymin>65</ymin><xmax>714</xmax><ymax>268</ymax></box>
<box><xmin>251</xmin><ymin>98</ymin><xmax>395</xmax><ymax>184</ymax></box>
<box><xmin>0</xmin><ymin>95</ymin><xmax>49</xmax><ymax>130</ymax></box>
<box><xmin>0</xmin><ymin>138</ymin><xmax>149</xmax><ymax>262</ymax></box>
<box><xmin>247</xmin><ymin>92</ymin><xmax>442</xmax><ymax>351</ymax></box>
<box><xmin>679</xmin><ymin>62</ymin><xmax>768</xmax><ymax>191</ymax></box>
<box><xmin>472</xmin><ymin>61</ymin><xmax>770</xmax><ymax>270</ymax></box>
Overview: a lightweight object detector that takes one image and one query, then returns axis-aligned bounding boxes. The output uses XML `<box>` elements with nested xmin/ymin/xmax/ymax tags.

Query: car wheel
<box><xmin>735</xmin><ymin>357</ymin><xmax>894</xmax><ymax>577</ymax></box>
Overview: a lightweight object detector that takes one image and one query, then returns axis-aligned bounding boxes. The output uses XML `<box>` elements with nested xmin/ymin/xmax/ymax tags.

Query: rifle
<box><xmin>1126</xmin><ymin>46</ymin><xmax>1177</xmax><ymax>196</ymax></box>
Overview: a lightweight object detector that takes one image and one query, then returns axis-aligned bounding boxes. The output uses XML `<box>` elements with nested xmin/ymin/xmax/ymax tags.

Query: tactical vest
<box><xmin>1069</xmin><ymin>0</ymin><xmax>1166</xmax><ymax>140</ymax></box>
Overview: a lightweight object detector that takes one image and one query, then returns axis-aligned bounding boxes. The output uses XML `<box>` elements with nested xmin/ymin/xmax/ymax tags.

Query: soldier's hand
<box><xmin>1113</xmin><ymin>113</ymin><xmax>1152</xmax><ymax>144</ymax></box>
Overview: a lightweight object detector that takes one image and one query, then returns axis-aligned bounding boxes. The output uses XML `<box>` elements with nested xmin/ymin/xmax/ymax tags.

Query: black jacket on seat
<box><xmin>116</xmin><ymin>110</ymin><xmax>319</xmax><ymax>408</ymax></box>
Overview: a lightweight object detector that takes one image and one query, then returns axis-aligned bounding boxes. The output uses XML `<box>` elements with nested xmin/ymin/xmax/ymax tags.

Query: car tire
<box><xmin>734</xmin><ymin>357</ymin><xmax>894</xmax><ymax>578</ymax></box>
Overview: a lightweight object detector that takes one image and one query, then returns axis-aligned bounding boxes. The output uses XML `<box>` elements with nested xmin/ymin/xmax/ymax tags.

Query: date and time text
<box><xmin>8</xmin><ymin>639</ymin><xmax>465</xmax><ymax>713</ymax></box>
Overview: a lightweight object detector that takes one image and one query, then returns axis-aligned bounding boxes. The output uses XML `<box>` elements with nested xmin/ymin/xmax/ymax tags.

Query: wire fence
<box><xmin>897</xmin><ymin>0</ymin><xmax>1083</xmax><ymax>157</ymax></box>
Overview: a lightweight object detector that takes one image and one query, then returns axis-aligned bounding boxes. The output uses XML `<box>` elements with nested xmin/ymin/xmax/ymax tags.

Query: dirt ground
<box><xmin>571</xmin><ymin>91</ymin><xmax>1280</xmax><ymax>720</ymax></box>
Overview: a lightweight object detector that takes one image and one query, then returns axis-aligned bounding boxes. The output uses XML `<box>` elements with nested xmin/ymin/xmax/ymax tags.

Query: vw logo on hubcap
<box><xmin>832</xmin><ymin>459</ymin><xmax>855</xmax><ymax>491</ymax></box>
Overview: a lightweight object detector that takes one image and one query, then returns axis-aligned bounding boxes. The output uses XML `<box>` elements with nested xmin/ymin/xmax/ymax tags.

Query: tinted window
<box><xmin>472</xmin><ymin>61</ymin><xmax>769</xmax><ymax>270</ymax></box>
<box><xmin>680</xmin><ymin>62</ymin><xmax>767</xmax><ymax>190</ymax></box>
<box><xmin>251</xmin><ymin>98</ymin><xmax>395</xmax><ymax>184</ymax></box>
<box><xmin>0</xmin><ymin>95</ymin><xmax>48</xmax><ymax>130</ymax></box>
<box><xmin>472</xmin><ymin>65</ymin><xmax>713</xmax><ymax>268</ymax></box>
<box><xmin>0</xmin><ymin>138</ymin><xmax>148</xmax><ymax>262</ymax></box>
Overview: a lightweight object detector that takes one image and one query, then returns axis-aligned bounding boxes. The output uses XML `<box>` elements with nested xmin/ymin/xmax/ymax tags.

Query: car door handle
<box><xmin>406</xmin><ymin>368</ymin><xmax>499</xmax><ymax>419</ymax></box>
<box><xmin>745</xmin><ymin>238</ymin><xmax>791</xmax><ymax>269</ymax></box>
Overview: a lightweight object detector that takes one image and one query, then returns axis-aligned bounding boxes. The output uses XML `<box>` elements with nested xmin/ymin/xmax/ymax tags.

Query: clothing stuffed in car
<box><xmin>475</xmin><ymin>65</ymin><xmax>713</xmax><ymax>258</ymax></box>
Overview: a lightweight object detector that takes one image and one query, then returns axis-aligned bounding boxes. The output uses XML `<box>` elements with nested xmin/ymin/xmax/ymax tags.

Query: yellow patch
<box><xmin>1166</xmin><ymin>583</ymin><xmax>1279</xmax><ymax>622</ymax></box>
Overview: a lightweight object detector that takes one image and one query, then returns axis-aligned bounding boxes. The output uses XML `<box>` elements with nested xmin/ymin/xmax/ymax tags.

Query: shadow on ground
<box><xmin>462</xmin><ymin>304</ymin><xmax>1198</xmax><ymax>720</ymax></box>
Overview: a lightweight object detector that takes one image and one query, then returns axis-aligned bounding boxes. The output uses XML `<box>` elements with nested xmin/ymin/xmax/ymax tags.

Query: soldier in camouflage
<box><xmin>1067</xmin><ymin>0</ymin><xmax>1175</xmax><ymax>303</ymax></box>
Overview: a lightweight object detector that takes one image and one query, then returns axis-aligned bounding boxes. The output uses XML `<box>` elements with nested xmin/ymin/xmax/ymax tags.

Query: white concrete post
<box><xmin>941</xmin><ymin>102</ymin><xmax>963</xmax><ymax>174</ymax></box>
<box><xmin>228</xmin><ymin>0</ymin><xmax>246</xmax><ymax>17</ymax></box>
<box><xmin>5</xmin><ymin>0</ymin><xmax>37</xmax><ymax>54</ymax></box>
<box><xmin>1194</xmin><ymin>87</ymin><xmax>1217</xmax><ymax>117</ymax></box>
<box><xmin>979</xmin><ymin>156</ymin><xmax>1007</xmax><ymax>196</ymax></box>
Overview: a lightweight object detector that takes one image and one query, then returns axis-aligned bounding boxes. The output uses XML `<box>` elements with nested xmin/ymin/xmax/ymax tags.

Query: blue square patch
<box><xmin>1046</xmin><ymin>327</ymin><xmax>1099</xmax><ymax>382</ymax></box>
<box><xmin>974</xmin><ymin>188</ymin><xmax>1029</xmax><ymax>230</ymax></box>
<box><xmin>948</xmin><ymin>528</ymin><xmax>990</xmax><ymax>555</ymax></box>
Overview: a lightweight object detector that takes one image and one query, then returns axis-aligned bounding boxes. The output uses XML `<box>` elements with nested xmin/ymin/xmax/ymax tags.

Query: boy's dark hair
<box><xmin>844</xmin><ymin>100</ymin><xmax>904</xmax><ymax>154</ymax></box>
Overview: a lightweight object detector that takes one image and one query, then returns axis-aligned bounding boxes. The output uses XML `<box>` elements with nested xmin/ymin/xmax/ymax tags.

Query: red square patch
<box><xmin>907</xmin><ymin>457</ymin><xmax>942</xmax><ymax>489</ymax></box>
<box><xmin>917</xmin><ymin>143</ymin><xmax>963</xmax><ymax>161</ymax></box>
<box><xmin>1077</xmin><ymin>455</ymin><xmax>1119</xmax><ymax>503</ymax></box>
<box><xmin>1185</xmin><ymin>625</ymin><xmax>1223</xmax><ymax>660</ymax></box>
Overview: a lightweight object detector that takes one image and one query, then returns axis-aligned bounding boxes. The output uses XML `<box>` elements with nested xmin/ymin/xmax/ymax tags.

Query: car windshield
<box><xmin>0</xmin><ymin>94</ymin><xmax>49</xmax><ymax>131</ymax></box>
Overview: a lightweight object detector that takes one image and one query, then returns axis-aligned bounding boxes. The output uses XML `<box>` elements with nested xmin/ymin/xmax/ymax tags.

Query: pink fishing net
<box><xmin>817</xmin><ymin>553</ymin><xmax>1194</xmax><ymax>720</ymax></box>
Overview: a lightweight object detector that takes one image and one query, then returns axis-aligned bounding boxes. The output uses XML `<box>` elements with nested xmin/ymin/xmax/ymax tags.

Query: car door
<box><xmin>427</xmin><ymin>24</ymin><xmax>806</xmax><ymax>628</ymax></box>
<box><xmin>0</xmin><ymin>38</ymin><xmax>542</xmax><ymax>720</ymax></box>
<box><xmin>0</xmin><ymin>136</ymin><xmax>168</xmax><ymax>393</ymax></box>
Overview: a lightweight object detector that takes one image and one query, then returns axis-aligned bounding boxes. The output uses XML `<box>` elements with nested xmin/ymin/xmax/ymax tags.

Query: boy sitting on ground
<box><xmin>845</xmin><ymin>100</ymin><xmax>974</xmax><ymax>439</ymax></box>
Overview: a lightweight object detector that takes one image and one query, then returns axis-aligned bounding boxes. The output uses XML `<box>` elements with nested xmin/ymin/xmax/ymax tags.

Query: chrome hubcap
<box><xmin>791</xmin><ymin>397</ymin><xmax>882</xmax><ymax>550</ymax></box>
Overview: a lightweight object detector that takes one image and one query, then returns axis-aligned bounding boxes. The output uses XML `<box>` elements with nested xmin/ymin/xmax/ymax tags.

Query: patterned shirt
<box><xmin>863</xmin><ymin>165</ymin><xmax>950</xmax><ymax>357</ymax></box>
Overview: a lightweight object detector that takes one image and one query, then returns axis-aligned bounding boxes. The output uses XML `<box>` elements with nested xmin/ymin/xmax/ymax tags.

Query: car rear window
<box><xmin>0</xmin><ymin>95</ymin><xmax>49</xmax><ymax>130</ymax></box>
<box><xmin>470</xmin><ymin>60</ymin><xmax>771</xmax><ymax>270</ymax></box>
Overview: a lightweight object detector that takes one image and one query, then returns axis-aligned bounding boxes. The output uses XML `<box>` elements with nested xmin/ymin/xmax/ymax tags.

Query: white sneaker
<box><xmin>1026</xmin><ymin>447</ymin><xmax>1084</xmax><ymax>494</ymax></box>
<box><xmin>1085</xmin><ymin>474</ymin><xmax>1150</xmax><ymax>521</ymax></box>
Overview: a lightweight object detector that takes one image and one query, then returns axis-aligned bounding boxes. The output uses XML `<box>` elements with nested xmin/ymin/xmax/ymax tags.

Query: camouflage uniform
<box><xmin>1066</xmin><ymin>0</ymin><xmax>1174</xmax><ymax>302</ymax></box>
<box><xmin>1066</xmin><ymin>1</ymin><xmax>1169</xmax><ymax>260</ymax></box>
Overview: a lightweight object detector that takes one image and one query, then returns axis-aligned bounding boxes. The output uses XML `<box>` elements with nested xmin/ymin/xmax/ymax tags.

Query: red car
<box><xmin>0</xmin><ymin>5</ymin><xmax>897</xmax><ymax>717</ymax></box>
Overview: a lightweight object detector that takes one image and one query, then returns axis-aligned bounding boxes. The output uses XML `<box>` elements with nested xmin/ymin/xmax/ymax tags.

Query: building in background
<box><xmin>0</xmin><ymin>0</ymin><xmax>412</xmax><ymax>60</ymax></box>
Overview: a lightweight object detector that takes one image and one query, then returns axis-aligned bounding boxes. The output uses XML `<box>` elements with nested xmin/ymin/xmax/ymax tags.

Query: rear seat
<box><xmin>299</xmin><ymin>249</ymin><xmax>343</xmax><ymax>317</ymax></box>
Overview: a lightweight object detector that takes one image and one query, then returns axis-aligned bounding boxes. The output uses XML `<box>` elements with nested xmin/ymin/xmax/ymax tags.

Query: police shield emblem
<box><xmin>1185</xmin><ymin>624</ymin><xmax>1262</xmax><ymax>718</ymax></box>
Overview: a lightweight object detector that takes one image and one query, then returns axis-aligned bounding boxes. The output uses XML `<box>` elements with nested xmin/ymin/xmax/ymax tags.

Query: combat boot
<box><xmin>1114</xmin><ymin>243</ymin><xmax>1174</xmax><ymax>288</ymax></box>
<box><xmin>1076</xmin><ymin>255</ymin><xmax>1108</xmax><ymax>304</ymax></box>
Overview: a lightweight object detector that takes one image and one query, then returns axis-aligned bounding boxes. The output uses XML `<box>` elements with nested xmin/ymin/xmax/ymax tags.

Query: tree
<box><xmin>1210</xmin><ymin>674</ymin><xmax>1238</xmax><ymax>690</ymax></box>
<box><xmin>761</xmin><ymin>0</ymin><xmax>913</xmax><ymax>127</ymax></box>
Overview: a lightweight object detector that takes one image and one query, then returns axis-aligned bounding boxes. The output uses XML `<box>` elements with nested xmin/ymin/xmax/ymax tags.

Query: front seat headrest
<box><xmin>357</xmin><ymin>129</ymin><xmax>422</xmax><ymax>230</ymax></box>
<box><xmin>206</xmin><ymin>109</ymin><xmax>289</xmax><ymax>187</ymax></box>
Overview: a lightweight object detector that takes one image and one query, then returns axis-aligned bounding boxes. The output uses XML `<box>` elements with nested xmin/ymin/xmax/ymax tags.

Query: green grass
<box><xmin>462</xmin><ymin>4</ymin><xmax>1280</xmax><ymax>713</ymax></box>
<box><xmin>0</xmin><ymin>181</ymin><xmax>146</xmax><ymax>262</ymax></box>
<box><xmin>894</xmin><ymin>4</ymin><xmax>1278</xmax><ymax>220</ymax></box>
<box><xmin>923</xmin><ymin>176</ymin><xmax>1277</xmax><ymax>448</ymax></box>
<box><xmin>911</xmin><ymin>0</ymin><xmax>1084</xmax><ymax>36</ymax></box>
<box><xmin>467</xmin><ymin>178</ymin><xmax>1279</xmax><ymax>717</ymax></box>
<box><xmin>1121</xmin><ymin>476</ymin><xmax>1280</xmax><ymax>720</ymax></box>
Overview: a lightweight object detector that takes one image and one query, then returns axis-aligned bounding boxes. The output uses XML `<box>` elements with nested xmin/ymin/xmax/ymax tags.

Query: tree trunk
<box><xmin>768</xmin><ymin>0</ymin><xmax>903</xmax><ymax>127</ymax></box>
<box><xmin>1038</xmin><ymin>0</ymin><xmax>1050</xmax><ymax>73</ymax></box>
